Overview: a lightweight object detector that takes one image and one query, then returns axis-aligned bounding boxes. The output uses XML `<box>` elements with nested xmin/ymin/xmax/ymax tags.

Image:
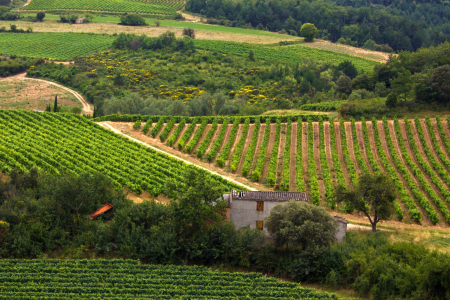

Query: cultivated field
<box><xmin>101</xmin><ymin>115</ymin><xmax>450</xmax><ymax>228</ymax></box>
<box><xmin>22</xmin><ymin>0</ymin><xmax>184</xmax><ymax>14</ymax></box>
<box><xmin>0</xmin><ymin>259</ymin><xmax>339</xmax><ymax>299</ymax></box>
<box><xmin>0</xmin><ymin>78</ymin><xmax>79</xmax><ymax>111</ymax></box>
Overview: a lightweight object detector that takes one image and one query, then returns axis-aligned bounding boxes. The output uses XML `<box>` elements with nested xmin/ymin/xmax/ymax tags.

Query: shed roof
<box><xmin>231</xmin><ymin>190</ymin><xmax>308</xmax><ymax>202</ymax></box>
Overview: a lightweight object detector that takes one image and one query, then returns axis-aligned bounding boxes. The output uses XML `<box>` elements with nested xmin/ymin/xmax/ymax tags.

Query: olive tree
<box><xmin>265</xmin><ymin>200</ymin><xmax>337</xmax><ymax>250</ymax></box>
<box><xmin>334</xmin><ymin>173</ymin><xmax>396</xmax><ymax>232</ymax></box>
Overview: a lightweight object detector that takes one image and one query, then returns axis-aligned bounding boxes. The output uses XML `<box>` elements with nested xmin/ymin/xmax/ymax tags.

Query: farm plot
<box><xmin>22</xmin><ymin>0</ymin><xmax>183</xmax><ymax>14</ymax></box>
<box><xmin>0</xmin><ymin>33</ymin><xmax>114</xmax><ymax>61</ymax></box>
<box><xmin>0</xmin><ymin>259</ymin><xmax>339</xmax><ymax>299</ymax></box>
<box><xmin>103</xmin><ymin>115</ymin><xmax>450</xmax><ymax>227</ymax></box>
<box><xmin>0</xmin><ymin>110</ymin><xmax>244</xmax><ymax>198</ymax></box>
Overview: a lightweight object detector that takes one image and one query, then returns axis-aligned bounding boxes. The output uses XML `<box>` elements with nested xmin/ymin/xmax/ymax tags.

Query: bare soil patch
<box><xmin>236</xmin><ymin>123</ymin><xmax>254</xmax><ymax>174</ymax></box>
<box><xmin>334</xmin><ymin>122</ymin><xmax>352</xmax><ymax>187</ymax></box>
<box><xmin>0</xmin><ymin>79</ymin><xmax>79</xmax><ymax>111</ymax></box>
<box><xmin>106</xmin><ymin>122</ymin><xmax>270</xmax><ymax>191</ymax></box>
<box><xmin>345</xmin><ymin>122</ymin><xmax>361</xmax><ymax>174</ymax></box>
<box><xmin>378</xmin><ymin>120</ymin><xmax>431</xmax><ymax>227</ymax></box>
<box><xmin>355</xmin><ymin>121</ymin><xmax>373</xmax><ymax>173</ymax></box>
<box><xmin>313</xmin><ymin>122</ymin><xmax>325</xmax><ymax>204</ymax></box>
<box><xmin>261</xmin><ymin>123</ymin><xmax>276</xmax><ymax>184</ymax></box>
<box><xmin>289</xmin><ymin>122</ymin><xmax>297</xmax><ymax>191</ymax></box>
<box><xmin>324</xmin><ymin>122</ymin><xmax>336</xmax><ymax>185</ymax></box>
<box><xmin>302</xmin><ymin>122</ymin><xmax>309</xmax><ymax>189</ymax></box>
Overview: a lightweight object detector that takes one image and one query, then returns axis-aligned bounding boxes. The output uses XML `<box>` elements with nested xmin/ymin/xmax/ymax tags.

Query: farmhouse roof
<box><xmin>230</xmin><ymin>189</ymin><xmax>308</xmax><ymax>202</ymax></box>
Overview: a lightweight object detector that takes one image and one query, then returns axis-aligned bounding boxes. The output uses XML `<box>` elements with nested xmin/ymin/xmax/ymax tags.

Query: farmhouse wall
<box><xmin>334</xmin><ymin>216</ymin><xmax>347</xmax><ymax>242</ymax></box>
<box><xmin>230</xmin><ymin>200</ymin><xmax>278</xmax><ymax>232</ymax></box>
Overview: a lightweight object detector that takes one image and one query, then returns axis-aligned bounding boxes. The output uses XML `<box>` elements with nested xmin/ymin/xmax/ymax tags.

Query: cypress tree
<box><xmin>54</xmin><ymin>95</ymin><xmax>58</xmax><ymax>112</ymax></box>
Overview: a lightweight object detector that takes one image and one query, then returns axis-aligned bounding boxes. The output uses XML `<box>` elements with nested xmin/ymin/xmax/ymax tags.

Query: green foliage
<box><xmin>216</xmin><ymin>118</ymin><xmax>240</xmax><ymax>167</ymax></box>
<box><xmin>300</xmin><ymin>100</ymin><xmax>344</xmax><ymax>111</ymax></box>
<box><xmin>318</xmin><ymin>117</ymin><xmax>333</xmax><ymax>202</ymax></box>
<box><xmin>266</xmin><ymin>118</ymin><xmax>281</xmax><ymax>186</ymax></box>
<box><xmin>150</xmin><ymin>116</ymin><xmax>165</xmax><ymax>137</ymax></box>
<box><xmin>196</xmin><ymin>118</ymin><xmax>218</xmax><ymax>158</ymax></box>
<box><xmin>23</xmin><ymin>0</ymin><xmax>183</xmax><ymax>14</ymax></box>
<box><xmin>206</xmin><ymin>118</ymin><xmax>229</xmax><ymax>162</ymax></box>
<box><xmin>177</xmin><ymin>117</ymin><xmax>198</xmax><ymax>150</ymax></box>
<box><xmin>266</xmin><ymin>201</ymin><xmax>337</xmax><ymax>249</ymax></box>
<box><xmin>0</xmin><ymin>32</ymin><xmax>114</xmax><ymax>61</ymax></box>
<box><xmin>0</xmin><ymin>110</ymin><xmax>243</xmax><ymax>196</ymax></box>
<box><xmin>300</xmin><ymin>23</ymin><xmax>318</xmax><ymax>42</ymax></box>
<box><xmin>251</xmin><ymin>119</ymin><xmax>271</xmax><ymax>181</ymax></box>
<box><xmin>132</xmin><ymin>119</ymin><xmax>141</xmax><ymax>130</ymax></box>
<box><xmin>185</xmin><ymin>118</ymin><xmax>208</xmax><ymax>153</ymax></box>
<box><xmin>295</xmin><ymin>120</ymin><xmax>305</xmax><ymax>191</ymax></box>
<box><xmin>167</xmin><ymin>119</ymin><xmax>186</xmax><ymax>147</ymax></box>
<box><xmin>0</xmin><ymin>56</ymin><xmax>44</xmax><ymax>77</ymax></box>
<box><xmin>327</xmin><ymin>119</ymin><xmax>345</xmax><ymax>209</ymax></box>
<box><xmin>241</xmin><ymin>117</ymin><xmax>260</xmax><ymax>176</ymax></box>
<box><xmin>335</xmin><ymin>173</ymin><xmax>397</xmax><ymax>231</ymax></box>
<box><xmin>280</xmin><ymin>118</ymin><xmax>291</xmax><ymax>191</ymax></box>
<box><xmin>159</xmin><ymin>117</ymin><xmax>176</xmax><ymax>142</ymax></box>
<box><xmin>307</xmin><ymin>118</ymin><xmax>320</xmax><ymax>205</ymax></box>
<box><xmin>141</xmin><ymin>119</ymin><xmax>153</xmax><ymax>134</ymax></box>
<box><xmin>120</xmin><ymin>14</ymin><xmax>146</xmax><ymax>26</ymax></box>
<box><xmin>230</xmin><ymin>118</ymin><xmax>250</xmax><ymax>172</ymax></box>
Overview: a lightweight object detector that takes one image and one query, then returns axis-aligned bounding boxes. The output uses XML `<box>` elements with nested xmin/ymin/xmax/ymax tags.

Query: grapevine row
<box><xmin>425</xmin><ymin>117</ymin><xmax>450</xmax><ymax>171</ymax></box>
<box><xmin>142</xmin><ymin>119</ymin><xmax>152</xmax><ymax>134</ymax></box>
<box><xmin>151</xmin><ymin>116</ymin><xmax>165</xmax><ymax>137</ymax></box>
<box><xmin>177</xmin><ymin>118</ymin><xmax>198</xmax><ymax>150</ymax></box>
<box><xmin>327</xmin><ymin>119</ymin><xmax>345</xmax><ymax>209</ymax></box>
<box><xmin>186</xmin><ymin>118</ymin><xmax>208</xmax><ymax>153</ymax></box>
<box><xmin>437</xmin><ymin>117</ymin><xmax>450</xmax><ymax>158</ymax></box>
<box><xmin>216</xmin><ymin>118</ymin><xmax>240</xmax><ymax>167</ymax></box>
<box><xmin>206</xmin><ymin>118</ymin><xmax>229</xmax><ymax>162</ymax></box>
<box><xmin>280</xmin><ymin>118</ymin><xmax>291</xmax><ymax>191</ymax></box>
<box><xmin>167</xmin><ymin>119</ymin><xmax>186</xmax><ymax>147</ymax></box>
<box><xmin>308</xmin><ymin>118</ymin><xmax>320</xmax><ymax>205</ymax></box>
<box><xmin>318</xmin><ymin>117</ymin><xmax>333</xmax><ymax>205</ymax></box>
<box><xmin>251</xmin><ymin>119</ymin><xmax>271</xmax><ymax>181</ymax></box>
<box><xmin>350</xmin><ymin>118</ymin><xmax>370</xmax><ymax>174</ymax></box>
<box><xmin>371</xmin><ymin>117</ymin><xmax>420</xmax><ymax>222</ymax></box>
<box><xmin>295</xmin><ymin>121</ymin><xmax>305</xmax><ymax>191</ymax></box>
<box><xmin>196</xmin><ymin>118</ymin><xmax>218</xmax><ymax>158</ymax></box>
<box><xmin>339</xmin><ymin>118</ymin><xmax>358</xmax><ymax>186</ymax></box>
<box><xmin>159</xmin><ymin>117</ymin><xmax>176</xmax><ymax>142</ymax></box>
<box><xmin>266</xmin><ymin>118</ymin><xmax>282</xmax><ymax>186</ymax></box>
<box><xmin>241</xmin><ymin>117</ymin><xmax>260</xmax><ymax>177</ymax></box>
<box><xmin>230</xmin><ymin>118</ymin><xmax>250</xmax><ymax>172</ymax></box>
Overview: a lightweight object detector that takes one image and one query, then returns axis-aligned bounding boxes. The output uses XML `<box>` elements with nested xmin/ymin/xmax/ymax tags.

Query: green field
<box><xmin>0</xmin><ymin>110</ymin><xmax>243</xmax><ymax>196</ymax></box>
<box><xmin>0</xmin><ymin>259</ymin><xmax>339</xmax><ymax>299</ymax></box>
<box><xmin>0</xmin><ymin>32</ymin><xmax>114</xmax><ymax>60</ymax></box>
<box><xmin>22</xmin><ymin>0</ymin><xmax>183</xmax><ymax>14</ymax></box>
<box><xmin>195</xmin><ymin>40</ymin><xmax>379</xmax><ymax>72</ymax></box>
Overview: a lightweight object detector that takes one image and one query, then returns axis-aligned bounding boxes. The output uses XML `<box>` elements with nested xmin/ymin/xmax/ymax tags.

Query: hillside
<box><xmin>95</xmin><ymin>115</ymin><xmax>450</xmax><ymax>228</ymax></box>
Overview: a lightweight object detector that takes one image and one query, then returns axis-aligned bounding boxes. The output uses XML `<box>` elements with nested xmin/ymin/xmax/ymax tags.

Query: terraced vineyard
<box><xmin>22</xmin><ymin>0</ymin><xmax>184</xmax><ymax>14</ymax></box>
<box><xmin>0</xmin><ymin>259</ymin><xmax>339</xmax><ymax>299</ymax></box>
<box><xmin>0</xmin><ymin>33</ymin><xmax>114</xmax><ymax>61</ymax></box>
<box><xmin>100</xmin><ymin>114</ymin><xmax>450</xmax><ymax>227</ymax></box>
<box><xmin>0</xmin><ymin>110</ymin><xmax>243</xmax><ymax>197</ymax></box>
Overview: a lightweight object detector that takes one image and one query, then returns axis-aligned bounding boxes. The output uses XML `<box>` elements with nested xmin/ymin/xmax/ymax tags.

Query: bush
<box><xmin>36</xmin><ymin>12</ymin><xmax>45</xmax><ymax>21</ymax></box>
<box><xmin>120</xmin><ymin>14</ymin><xmax>146</xmax><ymax>26</ymax></box>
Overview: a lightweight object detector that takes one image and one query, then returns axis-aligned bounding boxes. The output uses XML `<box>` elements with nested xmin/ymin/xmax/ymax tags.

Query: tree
<box><xmin>182</xmin><ymin>28</ymin><xmax>195</xmax><ymax>39</ymax></box>
<box><xmin>154</xmin><ymin>20</ymin><xmax>160</xmax><ymax>27</ymax></box>
<box><xmin>36</xmin><ymin>12</ymin><xmax>45</xmax><ymax>21</ymax></box>
<box><xmin>53</xmin><ymin>95</ymin><xmax>57</xmax><ymax>112</ymax></box>
<box><xmin>391</xmin><ymin>69</ymin><xmax>412</xmax><ymax>101</ymax></box>
<box><xmin>249</xmin><ymin>49</ymin><xmax>255</xmax><ymax>61</ymax></box>
<box><xmin>431</xmin><ymin>65</ymin><xmax>450</xmax><ymax>104</ymax></box>
<box><xmin>265</xmin><ymin>200</ymin><xmax>337</xmax><ymax>250</ymax></box>
<box><xmin>300</xmin><ymin>23</ymin><xmax>318</xmax><ymax>42</ymax></box>
<box><xmin>336</xmin><ymin>60</ymin><xmax>358</xmax><ymax>79</ymax></box>
<box><xmin>386</xmin><ymin>92</ymin><xmax>398</xmax><ymax>108</ymax></box>
<box><xmin>120</xmin><ymin>14</ymin><xmax>146</xmax><ymax>26</ymax></box>
<box><xmin>335</xmin><ymin>75</ymin><xmax>352</xmax><ymax>95</ymax></box>
<box><xmin>334</xmin><ymin>173</ymin><xmax>397</xmax><ymax>232</ymax></box>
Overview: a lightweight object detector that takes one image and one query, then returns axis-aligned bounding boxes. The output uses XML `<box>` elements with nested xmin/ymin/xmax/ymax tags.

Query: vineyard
<box><xmin>101</xmin><ymin>114</ymin><xmax>450</xmax><ymax>227</ymax></box>
<box><xmin>22</xmin><ymin>0</ymin><xmax>184</xmax><ymax>14</ymax></box>
<box><xmin>194</xmin><ymin>40</ymin><xmax>379</xmax><ymax>72</ymax></box>
<box><xmin>0</xmin><ymin>259</ymin><xmax>339</xmax><ymax>299</ymax></box>
<box><xmin>0</xmin><ymin>33</ymin><xmax>114</xmax><ymax>61</ymax></box>
<box><xmin>0</xmin><ymin>110</ymin><xmax>243</xmax><ymax>197</ymax></box>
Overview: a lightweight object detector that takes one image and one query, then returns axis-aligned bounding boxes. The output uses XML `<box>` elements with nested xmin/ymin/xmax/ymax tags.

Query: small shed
<box><xmin>90</xmin><ymin>203</ymin><xmax>113</xmax><ymax>219</ymax></box>
<box><xmin>75</xmin><ymin>18</ymin><xmax>86</xmax><ymax>24</ymax></box>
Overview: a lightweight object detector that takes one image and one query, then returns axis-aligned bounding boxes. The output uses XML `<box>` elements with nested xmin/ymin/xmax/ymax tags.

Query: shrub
<box><xmin>120</xmin><ymin>14</ymin><xmax>146</xmax><ymax>26</ymax></box>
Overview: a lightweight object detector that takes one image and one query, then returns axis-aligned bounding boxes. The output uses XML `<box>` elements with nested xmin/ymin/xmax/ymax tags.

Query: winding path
<box><xmin>1</xmin><ymin>72</ymin><xmax>92</xmax><ymax>115</ymax></box>
<box><xmin>98</xmin><ymin>122</ymin><xmax>258</xmax><ymax>191</ymax></box>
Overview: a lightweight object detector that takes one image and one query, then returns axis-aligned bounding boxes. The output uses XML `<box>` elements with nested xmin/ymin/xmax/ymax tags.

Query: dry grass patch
<box><xmin>0</xmin><ymin>78</ymin><xmax>79</xmax><ymax>111</ymax></box>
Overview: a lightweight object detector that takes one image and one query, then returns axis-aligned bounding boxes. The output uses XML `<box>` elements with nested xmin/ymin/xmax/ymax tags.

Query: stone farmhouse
<box><xmin>225</xmin><ymin>189</ymin><xmax>347</xmax><ymax>242</ymax></box>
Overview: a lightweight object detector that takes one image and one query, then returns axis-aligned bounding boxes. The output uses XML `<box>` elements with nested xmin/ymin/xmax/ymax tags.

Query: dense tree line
<box><xmin>1</xmin><ymin>168</ymin><xmax>450</xmax><ymax>299</ymax></box>
<box><xmin>186</xmin><ymin>0</ymin><xmax>450</xmax><ymax>52</ymax></box>
<box><xmin>0</xmin><ymin>56</ymin><xmax>44</xmax><ymax>77</ymax></box>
